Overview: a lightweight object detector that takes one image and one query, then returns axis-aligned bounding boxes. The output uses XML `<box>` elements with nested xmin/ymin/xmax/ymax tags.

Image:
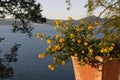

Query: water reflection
<box><xmin>0</xmin><ymin>25</ymin><xmax>75</xmax><ymax>80</ymax></box>
<box><xmin>0</xmin><ymin>43</ymin><xmax>21</xmax><ymax>80</ymax></box>
<box><xmin>0</xmin><ymin>19</ymin><xmax>35</xmax><ymax>79</ymax></box>
<box><xmin>0</xmin><ymin>17</ymin><xmax>33</xmax><ymax>79</ymax></box>
<box><xmin>12</xmin><ymin>20</ymin><xmax>34</xmax><ymax>38</ymax></box>
<box><xmin>0</xmin><ymin>63</ymin><xmax>13</xmax><ymax>80</ymax></box>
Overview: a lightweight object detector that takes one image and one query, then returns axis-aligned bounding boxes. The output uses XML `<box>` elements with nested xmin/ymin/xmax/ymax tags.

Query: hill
<box><xmin>0</xmin><ymin>16</ymin><xmax>104</xmax><ymax>25</ymax></box>
<box><xmin>45</xmin><ymin>16</ymin><xmax>104</xmax><ymax>25</ymax></box>
<box><xmin>0</xmin><ymin>18</ymin><xmax>14</xmax><ymax>25</ymax></box>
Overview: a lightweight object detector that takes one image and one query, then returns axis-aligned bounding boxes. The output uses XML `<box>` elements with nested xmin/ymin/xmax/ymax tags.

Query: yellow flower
<box><xmin>55</xmin><ymin>44</ymin><xmax>61</xmax><ymax>50</ymax></box>
<box><xmin>87</xmin><ymin>26</ymin><xmax>93</xmax><ymax>30</ymax></box>
<box><xmin>59</xmin><ymin>38</ymin><xmax>65</xmax><ymax>43</ymax></box>
<box><xmin>109</xmin><ymin>46</ymin><xmax>114</xmax><ymax>52</ymax></box>
<box><xmin>94</xmin><ymin>21</ymin><xmax>99</xmax><ymax>26</ymax></box>
<box><xmin>75</xmin><ymin>27</ymin><xmax>81</xmax><ymax>32</ymax></box>
<box><xmin>54</xmin><ymin>20</ymin><xmax>60</xmax><ymax>25</ymax></box>
<box><xmin>109</xmin><ymin>57</ymin><xmax>113</xmax><ymax>60</ymax></box>
<box><xmin>47</xmin><ymin>46</ymin><xmax>52</xmax><ymax>51</ymax></box>
<box><xmin>38</xmin><ymin>54</ymin><xmax>45</xmax><ymax>58</ymax></box>
<box><xmin>81</xmin><ymin>50</ymin><xmax>85</xmax><ymax>54</ymax></box>
<box><xmin>80</xmin><ymin>19</ymin><xmax>85</xmax><ymax>24</ymax></box>
<box><xmin>50</xmin><ymin>66</ymin><xmax>55</xmax><ymax>71</ymax></box>
<box><xmin>100</xmin><ymin>48</ymin><xmax>108</xmax><ymax>53</ymax></box>
<box><xmin>74</xmin><ymin>53</ymin><xmax>78</xmax><ymax>57</ymax></box>
<box><xmin>56</xmin><ymin>34</ymin><xmax>61</xmax><ymax>38</ymax></box>
<box><xmin>72</xmin><ymin>39</ymin><xmax>75</xmax><ymax>42</ymax></box>
<box><xmin>48</xmin><ymin>64</ymin><xmax>55</xmax><ymax>71</ymax></box>
<box><xmin>70</xmin><ymin>34</ymin><xmax>75</xmax><ymax>38</ymax></box>
<box><xmin>84</xmin><ymin>42</ymin><xmax>88</xmax><ymax>46</ymax></box>
<box><xmin>76</xmin><ymin>28</ymin><xmax>80</xmax><ymax>32</ymax></box>
<box><xmin>35</xmin><ymin>32</ymin><xmax>40</xmax><ymax>38</ymax></box>
<box><xmin>104</xmin><ymin>48</ymin><xmax>108</xmax><ymax>53</ymax></box>
<box><xmin>90</xmin><ymin>45</ymin><xmax>92</xmax><ymax>48</ymax></box>
<box><xmin>89</xmin><ymin>49</ymin><xmax>93</xmax><ymax>53</ymax></box>
<box><xmin>111</xmin><ymin>43</ymin><xmax>115</xmax><ymax>46</ymax></box>
<box><xmin>47</xmin><ymin>39</ymin><xmax>52</xmax><ymax>44</ymax></box>
<box><xmin>52</xmin><ymin>47</ymin><xmax>56</xmax><ymax>52</ymax></box>
<box><xmin>62</xmin><ymin>60</ymin><xmax>65</xmax><ymax>65</ymax></box>
<box><xmin>48</xmin><ymin>64</ymin><xmax>52</xmax><ymax>69</ymax></box>
<box><xmin>77</xmin><ymin>39</ymin><xmax>81</xmax><ymax>43</ymax></box>
<box><xmin>100</xmin><ymin>48</ymin><xmax>104</xmax><ymax>53</ymax></box>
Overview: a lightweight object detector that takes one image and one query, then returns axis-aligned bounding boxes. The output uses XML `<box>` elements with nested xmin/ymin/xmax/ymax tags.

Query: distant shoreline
<box><xmin>0</xmin><ymin>23</ymin><xmax>54</xmax><ymax>28</ymax></box>
<box><xmin>0</xmin><ymin>16</ymin><xmax>104</xmax><ymax>25</ymax></box>
<box><xmin>0</xmin><ymin>18</ymin><xmax>54</xmax><ymax>26</ymax></box>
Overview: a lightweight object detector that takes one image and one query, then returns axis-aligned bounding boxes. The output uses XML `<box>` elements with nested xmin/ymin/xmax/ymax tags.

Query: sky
<box><xmin>36</xmin><ymin>0</ymin><xmax>88</xmax><ymax>20</ymax></box>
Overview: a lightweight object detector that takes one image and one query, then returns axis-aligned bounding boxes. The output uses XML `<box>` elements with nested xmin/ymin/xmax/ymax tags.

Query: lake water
<box><xmin>0</xmin><ymin>24</ymin><xmax>75</xmax><ymax>80</ymax></box>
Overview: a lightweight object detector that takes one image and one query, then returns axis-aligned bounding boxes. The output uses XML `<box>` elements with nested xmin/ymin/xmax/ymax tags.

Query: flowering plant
<box><xmin>35</xmin><ymin>17</ymin><xmax>120</xmax><ymax>71</ymax></box>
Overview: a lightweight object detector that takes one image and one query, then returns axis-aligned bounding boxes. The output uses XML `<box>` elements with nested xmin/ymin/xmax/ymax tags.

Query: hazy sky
<box><xmin>36</xmin><ymin>0</ymin><xmax>88</xmax><ymax>20</ymax></box>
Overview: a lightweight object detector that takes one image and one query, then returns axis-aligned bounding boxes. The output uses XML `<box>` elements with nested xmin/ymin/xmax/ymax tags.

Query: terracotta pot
<box><xmin>71</xmin><ymin>56</ymin><xmax>120</xmax><ymax>80</ymax></box>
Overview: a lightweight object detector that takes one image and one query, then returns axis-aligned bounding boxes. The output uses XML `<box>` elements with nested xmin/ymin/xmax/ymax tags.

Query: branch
<box><xmin>98</xmin><ymin>2</ymin><xmax>118</xmax><ymax>17</ymax></box>
<box><xmin>99</xmin><ymin>17</ymin><xmax>120</xmax><ymax>31</ymax></box>
<box><xmin>103</xmin><ymin>17</ymin><xmax>120</xmax><ymax>27</ymax></box>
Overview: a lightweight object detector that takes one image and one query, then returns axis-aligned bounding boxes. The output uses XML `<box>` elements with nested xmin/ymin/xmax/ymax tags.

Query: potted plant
<box><xmin>35</xmin><ymin>17</ymin><xmax>120</xmax><ymax>80</ymax></box>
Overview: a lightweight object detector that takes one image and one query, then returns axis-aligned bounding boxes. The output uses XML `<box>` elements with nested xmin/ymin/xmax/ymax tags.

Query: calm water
<box><xmin>0</xmin><ymin>24</ymin><xmax>75</xmax><ymax>80</ymax></box>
